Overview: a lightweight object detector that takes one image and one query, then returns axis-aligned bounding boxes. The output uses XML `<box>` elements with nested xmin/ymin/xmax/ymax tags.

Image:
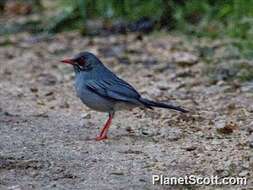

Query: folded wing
<box><xmin>85</xmin><ymin>78</ymin><xmax>142</xmax><ymax>105</ymax></box>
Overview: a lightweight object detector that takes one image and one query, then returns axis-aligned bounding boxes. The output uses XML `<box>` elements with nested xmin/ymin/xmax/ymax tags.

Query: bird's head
<box><xmin>60</xmin><ymin>52</ymin><xmax>101</xmax><ymax>72</ymax></box>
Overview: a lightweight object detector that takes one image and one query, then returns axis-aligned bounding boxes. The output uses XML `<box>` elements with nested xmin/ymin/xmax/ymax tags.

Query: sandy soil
<box><xmin>0</xmin><ymin>32</ymin><xmax>252</xmax><ymax>190</ymax></box>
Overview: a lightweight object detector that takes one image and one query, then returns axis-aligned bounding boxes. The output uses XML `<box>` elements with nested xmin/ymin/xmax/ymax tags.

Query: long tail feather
<box><xmin>139</xmin><ymin>98</ymin><xmax>188</xmax><ymax>113</ymax></box>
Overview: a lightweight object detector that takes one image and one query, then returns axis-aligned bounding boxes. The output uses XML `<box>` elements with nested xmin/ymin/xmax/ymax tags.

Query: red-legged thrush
<box><xmin>60</xmin><ymin>52</ymin><xmax>188</xmax><ymax>141</ymax></box>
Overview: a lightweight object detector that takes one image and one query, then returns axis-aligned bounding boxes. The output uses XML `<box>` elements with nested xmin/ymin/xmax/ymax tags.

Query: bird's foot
<box><xmin>95</xmin><ymin>135</ymin><xmax>108</xmax><ymax>141</ymax></box>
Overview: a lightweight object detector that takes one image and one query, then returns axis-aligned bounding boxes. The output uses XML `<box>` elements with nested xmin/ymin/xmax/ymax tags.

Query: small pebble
<box><xmin>239</xmin><ymin>170</ymin><xmax>249</xmax><ymax>177</ymax></box>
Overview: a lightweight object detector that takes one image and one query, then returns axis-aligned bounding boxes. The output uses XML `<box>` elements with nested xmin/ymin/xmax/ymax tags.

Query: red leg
<box><xmin>96</xmin><ymin>113</ymin><xmax>113</xmax><ymax>141</ymax></box>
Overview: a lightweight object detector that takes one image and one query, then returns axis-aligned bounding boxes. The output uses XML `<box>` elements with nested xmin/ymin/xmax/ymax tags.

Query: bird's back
<box><xmin>74</xmin><ymin>63</ymin><xmax>143</xmax><ymax>111</ymax></box>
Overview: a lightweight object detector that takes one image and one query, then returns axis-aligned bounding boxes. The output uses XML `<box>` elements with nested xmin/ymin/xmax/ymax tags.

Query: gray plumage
<box><xmin>71</xmin><ymin>52</ymin><xmax>188</xmax><ymax>113</ymax></box>
<box><xmin>60</xmin><ymin>52</ymin><xmax>188</xmax><ymax>140</ymax></box>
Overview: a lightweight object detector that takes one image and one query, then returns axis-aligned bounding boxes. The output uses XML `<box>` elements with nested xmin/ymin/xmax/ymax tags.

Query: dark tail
<box><xmin>139</xmin><ymin>98</ymin><xmax>188</xmax><ymax>113</ymax></box>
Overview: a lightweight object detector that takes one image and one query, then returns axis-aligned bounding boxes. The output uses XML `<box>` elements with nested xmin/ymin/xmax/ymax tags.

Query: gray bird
<box><xmin>61</xmin><ymin>52</ymin><xmax>188</xmax><ymax>141</ymax></box>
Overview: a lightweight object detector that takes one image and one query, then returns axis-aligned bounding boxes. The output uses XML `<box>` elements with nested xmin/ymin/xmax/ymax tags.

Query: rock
<box><xmin>44</xmin><ymin>91</ymin><xmax>54</xmax><ymax>96</ymax></box>
<box><xmin>172</xmin><ymin>52</ymin><xmax>198</xmax><ymax>66</ymax></box>
<box><xmin>211</xmin><ymin>140</ymin><xmax>221</xmax><ymax>145</ymax></box>
<box><xmin>241</xmin><ymin>81</ymin><xmax>253</xmax><ymax>92</ymax></box>
<box><xmin>140</xmin><ymin>86</ymin><xmax>161</xmax><ymax>97</ymax></box>
<box><xmin>59</xmin><ymin>101</ymin><xmax>70</xmax><ymax>109</ymax></box>
<box><xmin>247</xmin><ymin>121</ymin><xmax>253</xmax><ymax>134</ymax></box>
<box><xmin>36</xmin><ymin>100</ymin><xmax>45</xmax><ymax>106</ymax></box>
<box><xmin>110</xmin><ymin>171</ymin><xmax>124</xmax><ymax>175</ymax></box>
<box><xmin>82</xmin><ymin>113</ymin><xmax>91</xmax><ymax>119</ymax></box>
<box><xmin>249</xmin><ymin>134</ymin><xmax>253</xmax><ymax>148</ymax></box>
<box><xmin>125</xmin><ymin>126</ymin><xmax>134</xmax><ymax>133</ymax></box>
<box><xmin>183</xmin><ymin>145</ymin><xmax>197</xmax><ymax>151</ymax></box>
<box><xmin>214</xmin><ymin>163</ymin><xmax>230</xmax><ymax>177</ymax></box>
<box><xmin>249</xmin><ymin>141</ymin><xmax>253</xmax><ymax>148</ymax></box>
<box><xmin>30</xmin><ymin>87</ymin><xmax>38</xmax><ymax>93</ymax></box>
<box><xmin>32</xmin><ymin>112</ymin><xmax>49</xmax><ymax>118</ymax></box>
<box><xmin>242</xmin><ymin>162</ymin><xmax>250</xmax><ymax>169</ymax></box>
<box><xmin>156</xmin><ymin>80</ymin><xmax>170</xmax><ymax>90</ymax></box>
<box><xmin>139</xmin><ymin>178</ymin><xmax>146</xmax><ymax>182</ymax></box>
<box><xmin>159</xmin><ymin>127</ymin><xmax>182</xmax><ymax>141</ymax></box>
<box><xmin>47</xmin><ymin>42</ymin><xmax>68</xmax><ymax>54</ymax></box>
<box><xmin>140</xmin><ymin>126</ymin><xmax>158</xmax><ymax>136</ymax></box>
<box><xmin>239</xmin><ymin>170</ymin><xmax>249</xmax><ymax>177</ymax></box>
<box><xmin>37</xmin><ymin>73</ymin><xmax>57</xmax><ymax>86</ymax></box>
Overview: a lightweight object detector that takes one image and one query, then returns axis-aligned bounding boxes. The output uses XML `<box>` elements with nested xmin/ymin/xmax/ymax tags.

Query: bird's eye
<box><xmin>77</xmin><ymin>57</ymin><xmax>86</xmax><ymax>65</ymax></box>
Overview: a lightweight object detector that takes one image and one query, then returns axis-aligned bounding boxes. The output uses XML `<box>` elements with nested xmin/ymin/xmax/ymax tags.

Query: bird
<box><xmin>60</xmin><ymin>52</ymin><xmax>188</xmax><ymax>141</ymax></box>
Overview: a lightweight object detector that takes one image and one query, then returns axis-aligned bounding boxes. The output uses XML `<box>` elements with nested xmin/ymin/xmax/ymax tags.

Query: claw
<box><xmin>95</xmin><ymin>135</ymin><xmax>108</xmax><ymax>141</ymax></box>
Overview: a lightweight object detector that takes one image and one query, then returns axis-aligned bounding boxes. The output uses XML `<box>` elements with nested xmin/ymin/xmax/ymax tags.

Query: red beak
<box><xmin>60</xmin><ymin>59</ymin><xmax>75</xmax><ymax>65</ymax></box>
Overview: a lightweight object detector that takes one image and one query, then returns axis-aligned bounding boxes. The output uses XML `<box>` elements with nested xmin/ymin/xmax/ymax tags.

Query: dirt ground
<box><xmin>0</xmin><ymin>32</ymin><xmax>252</xmax><ymax>190</ymax></box>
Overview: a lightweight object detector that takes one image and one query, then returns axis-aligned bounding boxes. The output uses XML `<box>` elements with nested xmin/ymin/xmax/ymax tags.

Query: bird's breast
<box><xmin>74</xmin><ymin>76</ymin><xmax>114</xmax><ymax>112</ymax></box>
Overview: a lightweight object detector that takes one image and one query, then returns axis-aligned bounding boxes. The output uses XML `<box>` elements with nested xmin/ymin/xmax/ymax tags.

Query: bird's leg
<box><xmin>96</xmin><ymin>112</ymin><xmax>114</xmax><ymax>141</ymax></box>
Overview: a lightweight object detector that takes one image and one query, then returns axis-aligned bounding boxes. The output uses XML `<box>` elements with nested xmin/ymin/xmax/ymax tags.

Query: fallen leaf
<box><xmin>216</xmin><ymin>120</ymin><xmax>239</xmax><ymax>134</ymax></box>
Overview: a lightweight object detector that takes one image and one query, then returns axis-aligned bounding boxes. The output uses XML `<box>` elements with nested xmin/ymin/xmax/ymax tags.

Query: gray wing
<box><xmin>85</xmin><ymin>78</ymin><xmax>142</xmax><ymax>104</ymax></box>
